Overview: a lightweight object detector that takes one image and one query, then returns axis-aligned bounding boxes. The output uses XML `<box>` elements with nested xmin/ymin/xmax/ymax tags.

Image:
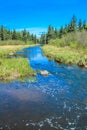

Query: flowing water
<box><xmin>0</xmin><ymin>46</ymin><xmax>87</xmax><ymax>130</ymax></box>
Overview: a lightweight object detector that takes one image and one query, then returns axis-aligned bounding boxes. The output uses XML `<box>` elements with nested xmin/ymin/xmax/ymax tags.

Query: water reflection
<box><xmin>0</xmin><ymin>46</ymin><xmax>87</xmax><ymax>130</ymax></box>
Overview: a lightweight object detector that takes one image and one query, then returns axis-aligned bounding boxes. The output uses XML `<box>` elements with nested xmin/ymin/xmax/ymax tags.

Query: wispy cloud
<box><xmin>16</xmin><ymin>27</ymin><xmax>47</xmax><ymax>37</ymax></box>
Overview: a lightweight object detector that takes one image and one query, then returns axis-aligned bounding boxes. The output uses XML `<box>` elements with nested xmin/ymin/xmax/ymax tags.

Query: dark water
<box><xmin>0</xmin><ymin>46</ymin><xmax>87</xmax><ymax>130</ymax></box>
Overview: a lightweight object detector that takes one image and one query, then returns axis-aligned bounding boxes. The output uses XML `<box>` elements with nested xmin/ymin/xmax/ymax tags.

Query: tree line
<box><xmin>0</xmin><ymin>26</ymin><xmax>38</xmax><ymax>43</ymax></box>
<box><xmin>40</xmin><ymin>16</ymin><xmax>87</xmax><ymax>44</ymax></box>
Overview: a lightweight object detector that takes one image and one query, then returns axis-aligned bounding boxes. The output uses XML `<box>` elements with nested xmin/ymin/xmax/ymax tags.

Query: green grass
<box><xmin>0</xmin><ymin>58</ymin><xmax>35</xmax><ymax>81</ymax></box>
<box><xmin>42</xmin><ymin>45</ymin><xmax>87</xmax><ymax>67</ymax></box>
<box><xmin>0</xmin><ymin>40</ymin><xmax>34</xmax><ymax>45</ymax></box>
<box><xmin>0</xmin><ymin>44</ymin><xmax>36</xmax><ymax>58</ymax></box>
<box><xmin>0</xmin><ymin>44</ymin><xmax>36</xmax><ymax>81</ymax></box>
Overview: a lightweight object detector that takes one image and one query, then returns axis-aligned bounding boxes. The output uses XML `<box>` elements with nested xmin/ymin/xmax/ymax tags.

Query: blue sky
<box><xmin>0</xmin><ymin>0</ymin><xmax>87</xmax><ymax>36</ymax></box>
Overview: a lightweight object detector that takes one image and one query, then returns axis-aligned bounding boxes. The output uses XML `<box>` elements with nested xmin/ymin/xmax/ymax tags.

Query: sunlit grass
<box><xmin>0</xmin><ymin>58</ymin><xmax>35</xmax><ymax>81</ymax></box>
<box><xmin>0</xmin><ymin>44</ymin><xmax>36</xmax><ymax>81</ymax></box>
<box><xmin>0</xmin><ymin>44</ymin><xmax>35</xmax><ymax>57</ymax></box>
<box><xmin>0</xmin><ymin>40</ymin><xmax>34</xmax><ymax>45</ymax></box>
<box><xmin>42</xmin><ymin>45</ymin><xmax>87</xmax><ymax>66</ymax></box>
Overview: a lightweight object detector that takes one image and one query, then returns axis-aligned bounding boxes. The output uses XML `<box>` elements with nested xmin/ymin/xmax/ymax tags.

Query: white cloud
<box><xmin>16</xmin><ymin>27</ymin><xmax>47</xmax><ymax>37</ymax></box>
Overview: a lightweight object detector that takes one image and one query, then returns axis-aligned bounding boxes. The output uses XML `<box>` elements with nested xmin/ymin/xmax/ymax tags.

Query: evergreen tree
<box><xmin>0</xmin><ymin>25</ymin><xmax>5</xmax><ymax>40</ymax></box>
<box><xmin>4</xmin><ymin>30</ymin><xmax>10</xmax><ymax>40</ymax></box>
<box><xmin>71</xmin><ymin>15</ymin><xmax>77</xmax><ymax>31</ymax></box>
<box><xmin>54</xmin><ymin>28</ymin><xmax>58</xmax><ymax>38</ymax></box>
<box><xmin>59</xmin><ymin>26</ymin><xmax>64</xmax><ymax>38</ymax></box>
<box><xmin>31</xmin><ymin>34</ymin><xmax>34</xmax><ymax>41</ymax></box>
<box><xmin>46</xmin><ymin>25</ymin><xmax>55</xmax><ymax>43</ymax></box>
<box><xmin>67</xmin><ymin>24</ymin><xmax>72</xmax><ymax>33</ymax></box>
<box><xmin>63</xmin><ymin>24</ymin><xmax>68</xmax><ymax>34</ymax></box>
<box><xmin>40</xmin><ymin>34</ymin><xmax>46</xmax><ymax>44</ymax></box>
<box><xmin>27</xmin><ymin>32</ymin><xmax>30</xmax><ymax>41</ymax></box>
<box><xmin>22</xmin><ymin>29</ymin><xmax>27</xmax><ymax>42</ymax></box>
<box><xmin>83</xmin><ymin>20</ymin><xmax>87</xmax><ymax>30</ymax></box>
<box><xmin>34</xmin><ymin>35</ymin><xmax>37</xmax><ymax>44</ymax></box>
<box><xmin>12</xmin><ymin>30</ymin><xmax>17</xmax><ymax>40</ymax></box>
<box><xmin>78</xmin><ymin>19</ymin><xmax>83</xmax><ymax>31</ymax></box>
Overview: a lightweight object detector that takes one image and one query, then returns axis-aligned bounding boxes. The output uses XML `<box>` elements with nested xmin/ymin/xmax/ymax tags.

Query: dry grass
<box><xmin>0</xmin><ymin>45</ymin><xmax>35</xmax><ymax>58</ymax></box>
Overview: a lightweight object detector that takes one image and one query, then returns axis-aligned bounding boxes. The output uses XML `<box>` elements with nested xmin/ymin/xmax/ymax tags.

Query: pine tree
<box><xmin>83</xmin><ymin>20</ymin><xmax>87</xmax><ymax>30</ymax></box>
<box><xmin>12</xmin><ymin>30</ymin><xmax>17</xmax><ymax>40</ymax></box>
<box><xmin>59</xmin><ymin>26</ymin><xmax>64</xmax><ymax>38</ymax></box>
<box><xmin>40</xmin><ymin>34</ymin><xmax>46</xmax><ymax>44</ymax></box>
<box><xmin>33</xmin><ymin>35</ymin><xmax>37</xmax><ymax>44</ymax></box>
<box><xmin>54</xmin><ymin>28</ymin><xmax>58</xmax><ymax>38</ymax></box>
<box><xmin>22</xmin><ymin>29</ymin><xmax>27</xmax><ymax>42</ymax></box>
<box><xmin>70</xmin><ymin>15</ymin><xmax>77</xmax><ymax>32</ymax></box>
<box><xmin>0</xmin><ymin>25</ymin><xmax>5</xmax><ymax>40</ymax></box>
<box><xmin>46</xmin><ymin>25</ymin><xmax>55</xmax><ymax>43</ymax></box>
<box><xmin>27</xmin><ymin>32</ymin><xmax>30</xmax><ymax>41</ymax></box>
<box><xmin>63</xmin><ymin>24</ymin><xmax>68</xmax><ymax>34</ymax></box>
<box><xmin>78</xmin><ymin>19</ymin><xmax>83</xmax><ymax>31</ymax></box>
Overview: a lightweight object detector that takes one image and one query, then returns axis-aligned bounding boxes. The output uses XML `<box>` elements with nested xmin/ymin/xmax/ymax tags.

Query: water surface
<box><xmin>0</xmin><ymin>46</ymin><xmax>87</xmax><ymax>130</ymax></box>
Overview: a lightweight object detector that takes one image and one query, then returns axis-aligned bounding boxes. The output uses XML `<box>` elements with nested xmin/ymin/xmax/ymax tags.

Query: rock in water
<box><xmin>40</xmin><ymin>70</ymin><xmax>49</xmax><ymax>76</ymax></box>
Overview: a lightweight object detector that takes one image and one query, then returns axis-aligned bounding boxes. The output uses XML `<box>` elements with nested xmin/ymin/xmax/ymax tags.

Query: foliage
<box><xmin>0</xmin><ymin>26</ymin><xmax>38</xmax><ymax>44</ymax></box>
<box><xmin>48</xmin><ymin>31</ymin><xmax>87</xmax><ymax>48</ymax></box>
<box><xmin>40</xmin><ymin>15</ymin><xmax>87</xmax><ymax>47</ymax></box>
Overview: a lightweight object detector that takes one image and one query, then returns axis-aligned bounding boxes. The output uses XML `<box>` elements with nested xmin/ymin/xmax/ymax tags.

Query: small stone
<box><xmin>26</xmin><ymin>123</ymin><xmax>29</xmax><ymax>126</ymax></box>
<box><xmin>85</xmin><ymin>65</ymin><xmax>87</xmax><ymax>68</ymax></box>
<box><xmin>40</xmin><ymin>70</ymin><xmax>49</xmax><ymax>76</ymax></box>
<box><xmin>9</xmin><ymin>52</ymin><xmax>14</xmax><ymax>56</ymax></box>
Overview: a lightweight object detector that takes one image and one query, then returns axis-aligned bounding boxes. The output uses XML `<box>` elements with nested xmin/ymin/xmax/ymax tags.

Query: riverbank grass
<box><xmin>0</xmin><ymin>58</ymin><xmax>35</xmax><ymax>81</ymax></box>
<box><xmin>0</xmin><ymin>45</ymin><xmax>35</xmax><ymax>81</ymax></box>
<box><xmin>42</xmin><ymin>45</ymin><xmax>87</xmax><ymax>67</ymax></box>
<box><xmin>0</xmin><ymin>45</ymin><xmax>35</xmax><ymax>58</ymax></box>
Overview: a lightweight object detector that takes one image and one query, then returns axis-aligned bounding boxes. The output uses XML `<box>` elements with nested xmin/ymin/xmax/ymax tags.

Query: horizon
<box><xmin>0</xmin><ymin>0</ymin><xmax>87</xmax><ymax>37</ymax></box>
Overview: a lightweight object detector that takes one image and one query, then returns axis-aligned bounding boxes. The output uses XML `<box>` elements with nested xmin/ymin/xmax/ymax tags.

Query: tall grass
<box><xmin>0</xmin><ymin>44</ymin><xmax>35</xmax><ymax>81</ymax></box>
<box><xmin>0</xmin><ymin>40</ymin><xmax>34</xmax><ymax>45</ymax></box>
<box><xmin>0</xmin><ymin>44</ymin><xmax>35</xmax><ymax>58</ymax></box>
<box><xmin>42</xmin><ymin>45</ymin><xmax>87</xmax><ymax>66</ymax></box>
<box><xmin>0</xmin><ymin>58</ymin><xmax>35</xmax><ymax>81</ymax></box>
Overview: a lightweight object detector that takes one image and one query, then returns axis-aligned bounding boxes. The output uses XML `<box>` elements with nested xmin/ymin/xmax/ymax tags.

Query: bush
<box><xmin>76</xmin><ymin>30</ymin><xmax>87</xmax><ymax>47</ymax></box>
<box><xmin>49</xmin><ymin>31</ymin><xmax>87</xmax><ymax>48</ymax></box>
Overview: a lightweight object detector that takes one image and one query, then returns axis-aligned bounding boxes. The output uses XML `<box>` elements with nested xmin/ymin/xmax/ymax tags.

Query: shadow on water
<box><xmin>0</xmin><ymin>46</ymin><xmax>87</xmax><ymax>130</ymax></box>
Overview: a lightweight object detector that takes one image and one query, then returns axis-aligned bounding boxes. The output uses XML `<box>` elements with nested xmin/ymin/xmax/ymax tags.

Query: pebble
<box><xmin>26</xmin><ymin>123</ymin><xmax>29</xmax><ymax>126</ymax></box>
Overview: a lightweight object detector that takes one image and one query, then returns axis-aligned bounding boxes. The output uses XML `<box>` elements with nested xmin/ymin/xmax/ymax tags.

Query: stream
<box><xmin>0</xmin><ymin>46</ymin><xmax>87</xmax><ymax>130</ymax></box>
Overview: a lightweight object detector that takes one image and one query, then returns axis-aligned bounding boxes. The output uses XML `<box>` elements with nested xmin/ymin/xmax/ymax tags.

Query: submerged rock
<box><xmin>40</xmin><ymin>70</ymin><xmax>49</xmax><ymax>76</ymax></box>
